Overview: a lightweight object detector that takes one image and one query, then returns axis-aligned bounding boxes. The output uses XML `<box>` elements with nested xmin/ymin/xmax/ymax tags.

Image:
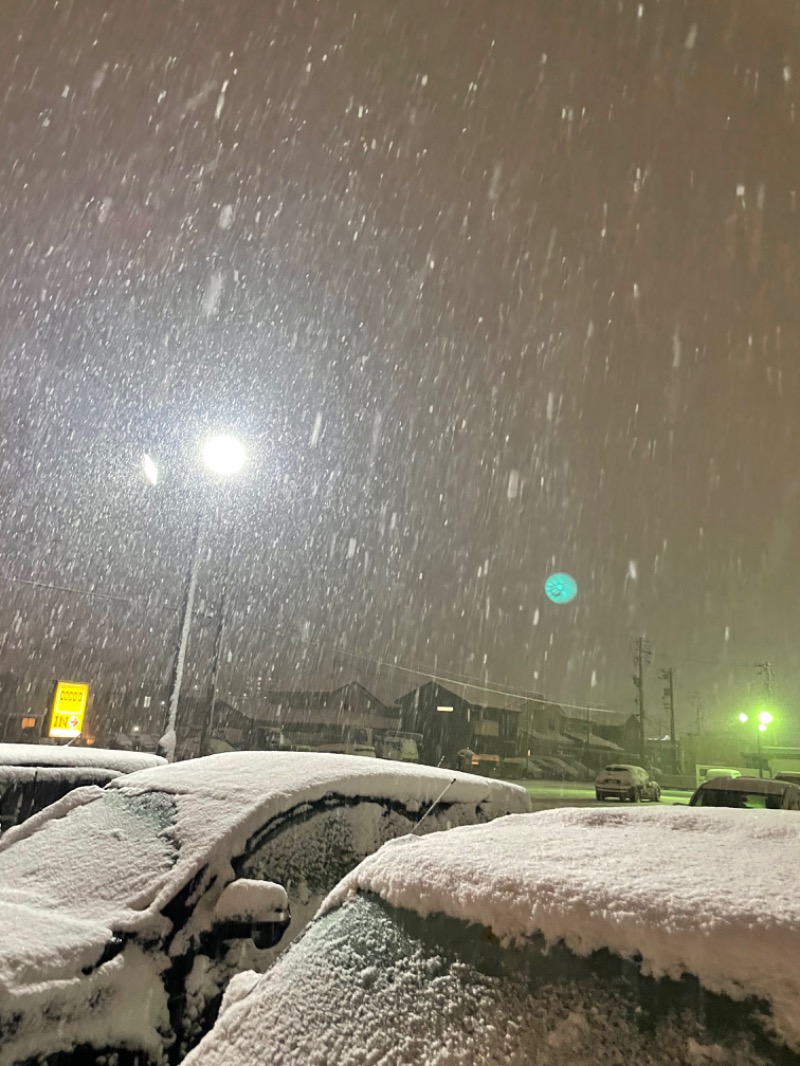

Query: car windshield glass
<box><xmin>0</xmin><ymin>789</ymin><xmax>178</xmax><ymax>911</ymax></box>
<box><xmin>213</xmin><ymin>893</ymin><xmax>786</xmax><ymax>1065</ymax></box>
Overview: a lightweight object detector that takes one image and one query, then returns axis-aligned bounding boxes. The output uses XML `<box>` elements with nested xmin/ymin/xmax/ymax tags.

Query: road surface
<box><xmin>517</xmin><ymin>780</ymin><xmax>691</xmax><ymax>812</ymax></box>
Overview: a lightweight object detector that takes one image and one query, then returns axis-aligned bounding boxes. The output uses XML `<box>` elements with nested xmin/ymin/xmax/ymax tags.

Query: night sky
<box><xmin>1</xmin><ymin>0</ymin><xmax>800</xmax><ymax>737</ymax></box>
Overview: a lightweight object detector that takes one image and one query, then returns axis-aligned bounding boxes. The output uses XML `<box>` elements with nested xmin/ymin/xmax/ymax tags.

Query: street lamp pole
<box><xmin>159</xmin><ymin>509</ymin><xmax>204</xmax><ymax>761</ymax></box>
<box><xmin>147</xmin><ymin>434</ymin><xmax>246</xmax><ymax>763</ymax></box>
<box><xmin>738</xmin><ymin>709</ymin><xmax>773</xmax><ymax>779</ymax></box>
<box><xmin>198</xmin><ymin>532</ymin><xmax>234</xmax><ymax>757</ymax></box>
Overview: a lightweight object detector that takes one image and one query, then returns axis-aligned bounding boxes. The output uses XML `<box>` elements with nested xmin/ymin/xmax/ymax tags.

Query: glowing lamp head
<box><xmin>738</xmin><ymin>712</ymin><xmax>749</xmax><ymax>724</ymax></box>
<box><xmin>202</xmin><ymin>434</ymin><xmax>246</xmax><ymax>477</ymax></box>
<box><xmin>758</xmin><ymin>710</ymin><xmax>773</xmax><ymax>726</ymax></box>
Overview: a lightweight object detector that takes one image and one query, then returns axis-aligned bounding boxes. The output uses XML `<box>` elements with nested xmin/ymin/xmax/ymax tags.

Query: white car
<box><xmin>185</xmin><ymin>806</ymin><xmax>800</xmax><ymax>1066</ymax></box>
<box><xmin>595</xmin><ymin>763</ymin><xmax>661</xmax><ymax>802</ymax></box>
<box><xmin>0</xmin><ymin>750</ymin><xmax>528</xmax><ymax>1065</ymax></box>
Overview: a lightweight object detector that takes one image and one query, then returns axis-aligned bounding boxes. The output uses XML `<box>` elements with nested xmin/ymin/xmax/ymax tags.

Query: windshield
<box><xmin>194</xmin><ymin>893</ymin><xmax>789</xmax><ymax>1065</ymax></box>
<box><xmin>691</xmin><ymin>789</ymin><xmax>787</xmax><ymax>811</ymax></box>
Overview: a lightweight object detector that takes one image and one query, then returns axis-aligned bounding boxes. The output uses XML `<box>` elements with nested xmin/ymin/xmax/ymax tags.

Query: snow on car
<box><xmin>0</xmin><ymin>742</ymin><xmax>166</xmax><ymax>833</ymax></box>
<box><xmin>186</xmin><ymin>806</ymin><xmax>800</xmax><ymax>1066</ymax></box>
<box><xmin>594</xmin><ymin>763</ymin><xmax>661</xmax><ymax>802</ymax></box>
<box><xmin>0</xmin><ymin>750</ymin><xmax>528</xmax><ymax>1065</ymax></box>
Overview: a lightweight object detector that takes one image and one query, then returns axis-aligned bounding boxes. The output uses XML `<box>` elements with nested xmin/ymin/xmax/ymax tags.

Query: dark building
<box><xmin>237</xmin><ymin>682</ymin><xmax>399</xmax><ymax>753</ymax></box>
<box><xmin>397</xmin><ymin>681</ymin><xmax>641</xmax><ymax>774</ymax></box>
<box><xmin>395</xmin><ymin>681</ymin><xmax>521</xmax><ymax>768</ymax></box>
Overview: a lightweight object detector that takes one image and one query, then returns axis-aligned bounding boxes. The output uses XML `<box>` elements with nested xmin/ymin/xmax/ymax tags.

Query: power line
<box><xmin>0</xmin><ymin>571</ymin><xmax>179</xmax><ymax>613</ymax></box>
<box><xmin>1</xmin><ymin>569</ymin><xmax>623</xmax><ymax>717</ymax></box>
<box><xmin>242</xmin><ymin>633</ymin><xmax>622</xmax><ymax>716</ymax></box>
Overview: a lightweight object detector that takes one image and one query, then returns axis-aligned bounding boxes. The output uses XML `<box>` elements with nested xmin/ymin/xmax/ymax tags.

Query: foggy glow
<box><xmin>202</xmin><ymin>434</ymin><xmax>246</xmax><ymax>477</ymax></box>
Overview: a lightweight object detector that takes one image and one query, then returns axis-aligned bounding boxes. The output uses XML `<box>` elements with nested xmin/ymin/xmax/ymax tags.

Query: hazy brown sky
<box><xmin>1</xmin><ymin>0</ymin><xmax>799</xmax><ymax>737</ymax></box>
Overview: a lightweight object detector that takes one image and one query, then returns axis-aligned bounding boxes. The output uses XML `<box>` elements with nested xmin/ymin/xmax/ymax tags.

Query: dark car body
<box><xmin>689</xmin><ymin>775</ymin><xmax>800</xmax><ymax>810</ymax></box>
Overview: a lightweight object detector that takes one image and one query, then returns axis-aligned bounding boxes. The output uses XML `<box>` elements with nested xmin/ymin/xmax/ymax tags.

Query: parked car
<box><xmin>185</xmin><ymin>806</ymin><xmax>800</xmax><ymax>1066</ymax></box>
<box><xmin>0</xmin><ymin>742</ymin><xmax>166</xmax><ymax>833</ymax></box>
<box><xmin>0</xmin><ymin>750</ymin><xmax>528</xmax><ymax>1065</ymax></box>
<box><xmin>689</xmin><ymin>775</ymin><xmax>800</xmax><ymax>810</ymax></box>
<box><xmin>595</xmin><ymin>763</ymin><xmax>661</xmax><ymax>802</ymax></box>
<box><xmin>774</xmin><ymin>772</ymin><xmax>800</xmax><ymax>787</ymax></box>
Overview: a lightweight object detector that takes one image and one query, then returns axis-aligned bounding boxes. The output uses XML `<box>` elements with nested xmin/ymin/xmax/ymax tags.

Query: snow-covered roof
<box><xmin>562</xmin><ymin>731</ymin><xmax>623</xmax><ymax>751</ymax></box>
<box><xmin>0</xmin><ymin>743</ymin><xmax>165</xmax><ymax>773</ymax></box>
<box><xmin>697</xmin><ymin>776</ymin><xmax>796</xmax><ymax>794</ymax></box>
<box><xmin>0</xmin><ymin>752</ymin><xmax>528</xmax><ymax>992</ymax></box>
<box><xmin>323</xmin><ymin>806</ymin><xmax>800</xmax><ymax>1051</ymax></box>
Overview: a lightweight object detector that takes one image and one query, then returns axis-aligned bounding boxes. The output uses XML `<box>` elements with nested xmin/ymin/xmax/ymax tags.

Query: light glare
<box><xmin>143</xmin><ymin>454</ymin><xmax>159</xmax><ymax>486</ymax></box>
<box><xmin>758</xmin><ymin>710</ymin><xmax>773</xmax><ymax>726</ymax></box>
<box><xmin>738</xmin><ymin>712</ymin><xmax>749</xmax><ymax>723</ymax></box>
<box><xmin>202</xmin><ymin>434</ymin><xmax>246</xmax><ymax>477</ymax></box>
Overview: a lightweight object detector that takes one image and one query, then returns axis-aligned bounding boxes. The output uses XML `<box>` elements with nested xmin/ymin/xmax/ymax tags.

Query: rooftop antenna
<box><xmin>411</xmin><ymin>778</ymin><xmax>457</xmax><ymax>836</ymax></box>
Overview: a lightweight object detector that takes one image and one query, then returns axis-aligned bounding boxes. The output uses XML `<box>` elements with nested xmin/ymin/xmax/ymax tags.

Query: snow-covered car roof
<box><xmin>695</xmin><ymin>775</ymin><xmax>797</xmax><ymax>794</ymax></box>
<box><xmin>0</xmin><ymin>742</ymin><xmax>165</xmax><ymax>773</ymax></box>
<box><xmin>322</xmin><ymin>805</ymin><xmax>800</xmax><ymax>1051</ymax></box>
<box><xmin>0</xmin><ymin>752</ymin><xmax>528</xmax><ymax>991</ymax></box>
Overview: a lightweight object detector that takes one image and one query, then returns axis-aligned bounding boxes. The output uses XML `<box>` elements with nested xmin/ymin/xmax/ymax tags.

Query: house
<box><xmin>395</xmin><ymin>681</ymin><xmax>521</xmax><ymax>768</ymax></box>
<box><xmin>237</xmin><ymin>682</ymin><xmax>399</xmax><ymax>753</ymax></box>
<box><xmin>396</xmin><ymin>681</ymin><xmax>640</xmax><ymax>773</ymax></box>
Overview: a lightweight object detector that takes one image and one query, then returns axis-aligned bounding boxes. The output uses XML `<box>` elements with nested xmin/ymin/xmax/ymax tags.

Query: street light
<box><xmin>145</xmin><ymin>434</ymin><xmax>246</xmax><ymax>761</ymax></box>
<box><xmin>738</xmin><ymin>709</ymin><xmax>773</xmax><ymax>778</ymax></box>
<box><xmin>202</xmin><ymin>434</ymin><xmax>246</xmax><ymax>477</ymax></box>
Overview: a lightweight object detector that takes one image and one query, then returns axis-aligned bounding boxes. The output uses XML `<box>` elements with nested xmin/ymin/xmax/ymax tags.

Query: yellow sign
<box><xmin>49</xmin><ymin>681</ymin><xmax>89</xmax><ymax>739</ymax></box>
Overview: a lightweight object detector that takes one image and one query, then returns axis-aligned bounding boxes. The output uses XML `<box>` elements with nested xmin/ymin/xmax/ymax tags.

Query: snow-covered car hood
<box><xmin>0</xmin><ymin>752</ymin><xmax>528</xmax><ymax>994</ymax></box>
<box><xmin>322</xmin><ymin>805</ymin><xmax>800</xmax><ymax>1052</ymax></box>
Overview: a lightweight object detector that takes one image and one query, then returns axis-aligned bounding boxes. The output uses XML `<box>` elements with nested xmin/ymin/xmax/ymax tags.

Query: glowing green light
<box><xmin>758</xmin><ymin>710</ymin><xmax>773</xmax><ymax>726</ymax></box>
<box><xmin>758</xmin><ymin>723</ymin><xmax>767</xmax><ymax>732</ymax></box>
<box><xmin>738</xmin><ymin>712</ymin><xmax>749</xmax><ymax>724</ymax></box>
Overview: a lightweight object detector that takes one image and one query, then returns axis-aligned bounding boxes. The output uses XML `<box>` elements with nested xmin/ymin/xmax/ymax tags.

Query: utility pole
<box><xmin>632</xmin><ymin>636</ymin><xmax>651</xmax><ymax>766</ymax></box>
<box><xmin>659</xmin><ymin>667</ymin><xmax>677</xmax><ymax>772</ymax></box>
<box><xmin>755</xmin><ymin>661</ymin><xmax>774</xmax><ymax>701</ymax></box>
<box><xmin>692</xmin><ymin>690</ymin><xmax>703</xmax><ymax>734</ymax></box>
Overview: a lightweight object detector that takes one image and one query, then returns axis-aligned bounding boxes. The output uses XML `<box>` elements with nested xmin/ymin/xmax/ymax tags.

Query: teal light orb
<box><xmin>544</xmin><ymin>572</ymin><xmax>578</xmax><ymax>604</ymax></box>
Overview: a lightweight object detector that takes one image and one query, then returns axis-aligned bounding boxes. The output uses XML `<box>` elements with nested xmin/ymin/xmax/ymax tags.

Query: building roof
<box><xmin>396</xmin><ymin>680</ymin><xmax>633</xmax><ymax>727</ymax></box>
<box><xmin>238</xmin><ymin>683</ymin><xmax>397</xmax><ymax>724</ymax></box>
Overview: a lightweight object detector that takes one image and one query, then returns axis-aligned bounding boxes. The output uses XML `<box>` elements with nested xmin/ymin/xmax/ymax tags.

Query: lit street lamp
<box><xmin>145</xmin><ymin>434</ymin><xmax>245</xmax><ymax>761</ymax></box>
<box><xmin>738</xmin><ymin>708</ymin><xmax>773</xmax><ymax>779</ymax></box>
